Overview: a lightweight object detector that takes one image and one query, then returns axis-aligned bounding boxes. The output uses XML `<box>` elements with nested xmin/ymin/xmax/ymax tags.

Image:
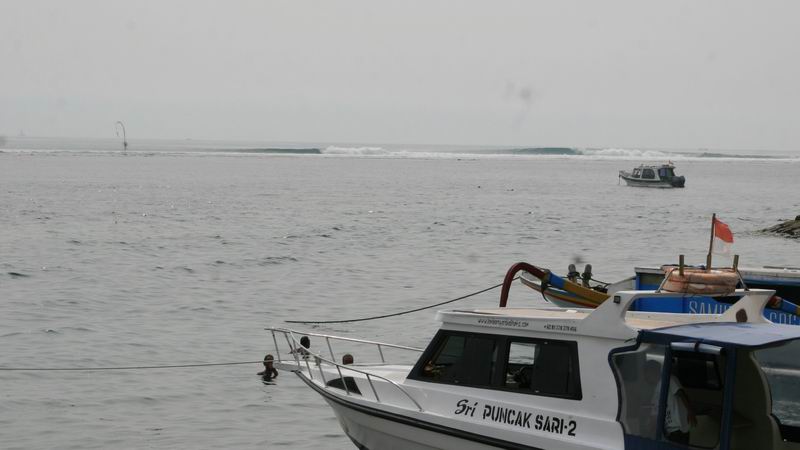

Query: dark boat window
<box><xmin>326</xmin><ymin>377</ymin><xmax>362</xmax><ymax>395</ymax></box>
<box><xmin>410</xmin><ymin>331</ymin><xmax>581</xmax><ymax>399</ymax></box>
<box><xmin>504</xmin><ymin>339</ymin><xmax>581</xmax><ymax>399</ymax></box>
<box><xmin>664</xmin><ymin>353</ymin><xmax>723</xmax><ymax>448</ymax></box>
<box><xmin>506</xmin><ymin>341</ymin><xmax>537</xmax><ymax>389</ymax></box>
<box><xmin>642</xmin><ymin>168</ymin><xmax>655</xmax><ymax>179</ymax></box>
<box><xmin>673</xmin><ymin>352</ymin><xmax>722</xmax><ymax>391</ymax></box>
<box><xmin>657</xmin><ymin>167</ymin><xmax>675</xmax><ymax>178</ymax></box>
<box><xmin>416</xmin><ymin>333</ymin><xmax>497</xmax><ymax>386</ymax></box>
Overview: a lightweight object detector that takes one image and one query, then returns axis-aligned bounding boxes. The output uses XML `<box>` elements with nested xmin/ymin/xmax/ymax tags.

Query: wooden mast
<box><xmin>706</xmin><ymin>213</ymin><xmax>716</xmax><ymax>271</ymax></box>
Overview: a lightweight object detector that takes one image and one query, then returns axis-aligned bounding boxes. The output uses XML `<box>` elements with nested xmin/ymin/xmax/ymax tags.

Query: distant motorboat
<box><xmin>619</xmin><ymin>162</ymin><xmax>685</xmax><ymax>188</ymax></box>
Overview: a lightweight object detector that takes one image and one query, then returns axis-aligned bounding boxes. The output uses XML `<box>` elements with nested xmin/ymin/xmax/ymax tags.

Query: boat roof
<box><xmin>464</xmin><ymin>307</ymin><xmax>693</xmax><ymax>330</ymax></box>
<box><xmin>642</xmin><ymin>322</ymin><xmax>800</xmax><ymax>348</ymax></box>
<box><xmin>437</xmin><ymin>289</ymin><xmax>785</xmax><ymax>344</ymax></box>
<box><xmin>632</xmin><ymin>162</ymin><xmax>675</xmax><ymax>169</ymax></box>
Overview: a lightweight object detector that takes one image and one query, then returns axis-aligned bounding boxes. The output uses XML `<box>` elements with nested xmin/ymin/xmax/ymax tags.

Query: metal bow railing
<box><xmin>266</xmin><ymin>327</ymin><xmax>425</xmax><ymax>412</ymax></box>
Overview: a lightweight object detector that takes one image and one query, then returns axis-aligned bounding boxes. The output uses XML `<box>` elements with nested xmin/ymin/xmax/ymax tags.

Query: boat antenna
<box><xmin>706</xmin><ymin>213</ymin><xmax>716</xmax><ymax>271</ymax></box>
<box><xmin>115</xmin><ymin>121</ymin><xmax>128</xmax><ymax>151</ymax></box>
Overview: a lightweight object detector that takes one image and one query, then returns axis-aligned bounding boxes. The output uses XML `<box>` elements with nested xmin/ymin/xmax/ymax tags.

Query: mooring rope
<box><xmin>0</xmin><ymin>361</ymin><xmax>261</xmax><ymax>371</ymax></box>
<box><xmin>285</xmin><ymin>278</ymin><xmax>516</xmax><ymax>324</ymax></box>
<box><xmin>0</xmin><ymin>280</ymin><xmax>518</xmax><ymax>371</ymax></box>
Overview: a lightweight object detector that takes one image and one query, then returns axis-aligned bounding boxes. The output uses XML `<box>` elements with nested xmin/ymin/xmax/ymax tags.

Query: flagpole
<box><xmin>706</xmin><ymin>213</ymin><xmax>716</xmax><ymax>271</ymax></box>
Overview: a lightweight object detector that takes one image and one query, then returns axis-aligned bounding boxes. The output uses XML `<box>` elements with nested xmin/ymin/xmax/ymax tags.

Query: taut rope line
<box><xmin>0</xmin><ymin>361</ymin><xmax>261</xmax><ymax>371</ymax></box>
<box><xmin>0</xmin><ymin>280</ymin><xmax>513</xmax><ymax>370</ymax></box>
<box><xmin>285</xmin><ymin>279</ymin><xmax>516</xmax><ymax>324</ymax></box>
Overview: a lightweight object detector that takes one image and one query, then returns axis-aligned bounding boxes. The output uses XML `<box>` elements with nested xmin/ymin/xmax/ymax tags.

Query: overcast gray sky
<box><xmin>1</xmin><ymin>0</ymin><xmax>798</xmax><ymax>151</ymax></box>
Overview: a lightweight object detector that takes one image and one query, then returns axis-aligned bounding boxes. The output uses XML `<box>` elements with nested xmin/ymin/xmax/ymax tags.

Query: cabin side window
<box><xmin>411</xmin><ymin>331</ymin><xmax>582</xmax><ymax>400</ymax></box>
<box><xmin>673</xmin><ymin>352</ymin><xmax>723</xmax><ymax>391</ymax></box>
<box><xmin>663</xmin><ymin>352</ymin><xmax>724</xmax><ymax>448</ymax></box>
<box><xmin>611</xmin><ymin>344</ymin><xmax>666</xmax><ymax>440</ymax></box>
<box><xmin>417</xmin><ymin>332</ymin><xmax>497</xmax><ymax>386</ymax></box>
<box><xmin>504</xmin><ymin>339</ymin><xmax>582</xmax><ymax>399</ymax></box>
<box><xmin>642</xmin><ymin>168</ymin><xmax>655</xmax><ymax>179</ymax></box>
<box><xmin>632</xmin><ymin>168</ymin><xmax>641</xmax><ymax>178</ymax></box>
<box><xmin>754</xmin><ymin>340</ymin><xmax>800</xmax><ymax>443</ymax></box>
<box><xmin>613</xmin><ymin>344</ymin><xmax>728</xmax><ymax>447</ymax></box>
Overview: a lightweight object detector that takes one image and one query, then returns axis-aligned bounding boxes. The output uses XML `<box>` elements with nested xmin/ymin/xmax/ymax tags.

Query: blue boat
<box><xmin>632</xmin><ymin>266</ymin><xmax>800</xmax><ymax>325</ymax></box>
<box><xmin>517</xmin><ymin>263</ymin><xmax>800</xmax><ymax>325</ymax></box>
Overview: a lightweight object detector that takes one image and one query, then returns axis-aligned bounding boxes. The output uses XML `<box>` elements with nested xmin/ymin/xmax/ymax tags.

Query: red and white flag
<box><xmin>712</xmin><ymin>217</ymin><xmax>734</xmax><ymax>255</ymax></box>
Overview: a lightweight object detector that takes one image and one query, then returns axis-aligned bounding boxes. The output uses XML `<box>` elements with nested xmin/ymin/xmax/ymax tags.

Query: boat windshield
<box><xmin>753</xmin><ymin>339</ymin><xmax>800</xmax><ymax>429</ymax></box>
<box><xmin>611</xmin><ymin>343</ymin><xmax>667</xmax><ymax>440</ymax></box>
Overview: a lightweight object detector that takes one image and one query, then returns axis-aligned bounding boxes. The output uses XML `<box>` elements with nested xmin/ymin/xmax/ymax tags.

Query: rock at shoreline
<box><xmin>762</xmin><ymin>215</ymin><xmax>800</xmax><ymax>239</ymax></box>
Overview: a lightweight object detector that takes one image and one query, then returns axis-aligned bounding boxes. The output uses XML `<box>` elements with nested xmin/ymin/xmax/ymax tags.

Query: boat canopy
<box><xmin>641</xmin><ymin>322</ymin><xmax>800</xmax><ymax>348</ymax></box>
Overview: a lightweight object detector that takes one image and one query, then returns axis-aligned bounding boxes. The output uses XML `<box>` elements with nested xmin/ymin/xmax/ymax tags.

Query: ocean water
<box><xmin>1</xmin><ymin>138</ymin><xmax>799</xmax><ymax>449</ymax></box>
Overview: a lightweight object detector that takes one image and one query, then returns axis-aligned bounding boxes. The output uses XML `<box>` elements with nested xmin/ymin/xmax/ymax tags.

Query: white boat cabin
<box><xmin>269</xmin><ymin>289</ymin><xmax>800</xmax><ymax>450</ymax></box>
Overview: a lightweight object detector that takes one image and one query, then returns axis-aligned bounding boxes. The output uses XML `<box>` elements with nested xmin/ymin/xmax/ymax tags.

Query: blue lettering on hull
<box><xmin>633</xmin><ymin>297</ymin><xmax>800</xmax><ymax>325</ymax></box>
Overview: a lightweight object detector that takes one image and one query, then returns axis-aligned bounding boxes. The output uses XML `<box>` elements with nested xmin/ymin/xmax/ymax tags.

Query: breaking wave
<box><xmin>490</xmin><ymin>147</ymin><xmax>581</xmax><ymax>156</ymax></box>
<box><xmin>2</xmin><ymin>137</ymin><xmax>796</xmax><ymax>161</ymax></box>
<box><xmin>482</xmin><ymin>147</ymin><xmax>793</xmax><ymax>161</ymax></box>
<box><xmin>233</xmin><ymin>148</ymin><xmax>322</xmax><ymax>154</ymax></box>
<box><xmin>322</xmin><ymin>146</ymin><xmax>390</xmax><ymax>156</ymax></box>
<box><xmin>221</xmin><ymin>146</ymin><xmax>795</xmax><ymax>161</ymax></box>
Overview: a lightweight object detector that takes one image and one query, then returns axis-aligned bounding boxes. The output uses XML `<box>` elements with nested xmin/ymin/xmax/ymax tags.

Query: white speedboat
<box><xmin>269</xmin><ymin>274</ymin><xmax>800</xmax><ymax>449</ymax></box>
<box><xmin>619</xmin><ymin>162</ymin><xmax>685</xmax><ymax>188</ymax></box>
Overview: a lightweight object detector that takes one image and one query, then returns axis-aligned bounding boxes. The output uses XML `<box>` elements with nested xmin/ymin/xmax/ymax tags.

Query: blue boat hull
<box><xmin>633</xmin><ymin>271</ymin><xmax>800</xmax><ymax>325</ymax></box>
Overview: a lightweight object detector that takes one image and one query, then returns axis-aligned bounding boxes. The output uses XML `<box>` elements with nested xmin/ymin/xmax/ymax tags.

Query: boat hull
<box><xmin>519</xmin><ymin>273</ymin><xmax>634</xmax><ymax>309</ymax></box>
<box><xmin>329</xmin><ymin>398</ymin><xmax>500</xmax><ymax>450</ymax></box>
<box><xmin>521</xmin><ymin>279</ymin><xmax>601</xmax><ymax>309</ymax></box>
<box><xmin>619</xmin><ymin>176</ymin><xmax>683</xmax><ymax>188</ymax></box>
<box><xmin>634</xmin><ymin>267</ymin><xmax>800</xmax><ymax>325</ymax></box>
<box><xmin>301</xmin><ymin>374</ymin><xmax>539</xmax><ymax>450</ymax></box>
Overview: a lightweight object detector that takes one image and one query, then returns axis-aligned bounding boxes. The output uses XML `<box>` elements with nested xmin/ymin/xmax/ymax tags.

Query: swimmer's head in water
<box><xmin>300</xmin><ymin>336</ymin><xmax>310</xmax><ymax>348</ymax></box>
